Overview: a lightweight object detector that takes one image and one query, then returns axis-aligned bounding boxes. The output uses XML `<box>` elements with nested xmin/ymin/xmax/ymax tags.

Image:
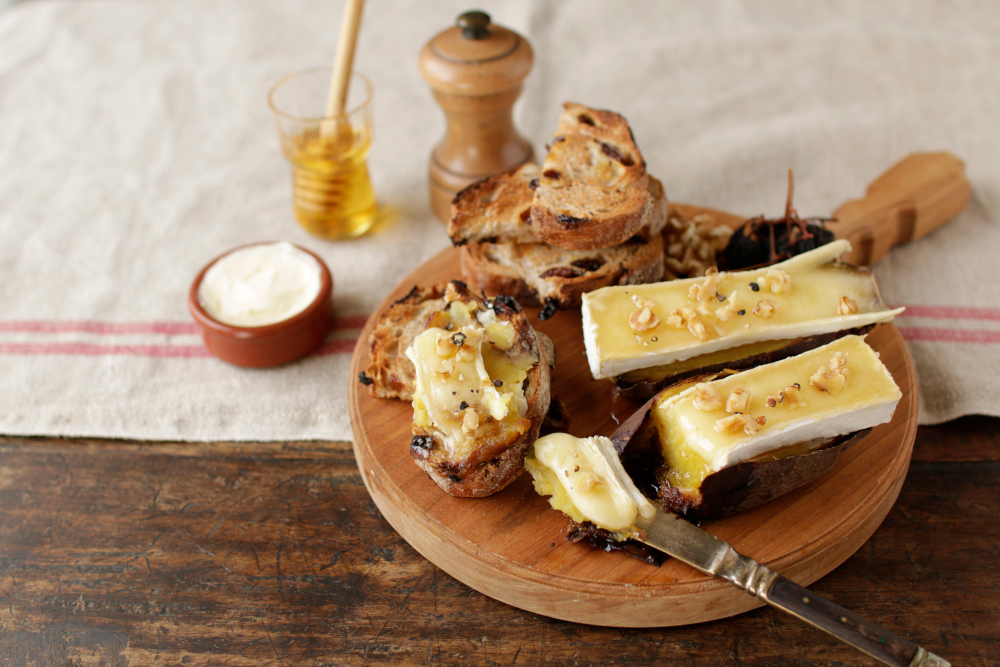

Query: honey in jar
<box><xmin>286</xmin><ymin>124</ymin><xmax>376</xmax><ymax>239</ymax></box>
<box><xmin>269</xmin><ymin>69</ymin><xmax>377</xmax><ymax>240</ymax></box>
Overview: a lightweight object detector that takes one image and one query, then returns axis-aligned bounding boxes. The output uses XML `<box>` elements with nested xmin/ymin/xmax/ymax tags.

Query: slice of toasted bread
<box><xmin>530</xmin><ymin>102</ymin><xmax>650</xmax><ymax>250</ymax></box>
<box><xmin>448</xmin><ymin>163</ymin><xmax>541</xmax><ymax>246</ymax></box>
<box><xmin>362</xmin><ymin>284</ymin><xmax>447</xmax><ymax>400</ymax></box>
<box><xmin>459</xmin><ymin>232</ymin><xmax>665</xmax><ymax>313</ymax></box>
<box><xmin>457</xmin><ymin>175</ymin><xmax>666</xmax><ymax>314</ymax></box>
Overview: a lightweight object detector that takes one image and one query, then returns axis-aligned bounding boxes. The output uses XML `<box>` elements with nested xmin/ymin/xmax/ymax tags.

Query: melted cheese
<box><xmin>582</xmin><ymin>240</ymin><xmax>905</xmax><ymax>379</ymax></box>
<box><xmin>405</xmin><ymin>304</ymin><xmax>531</xmax><ymax>461</ymax></box>
<box><xmin>527</xmin><ymin>433</ymin><xmax>656</xmax><ymax>533</ymax></box>
<box><xmin>653</xmin><ymin>335</ymin><xmax>902</xmax><ymax>474</ymax></box>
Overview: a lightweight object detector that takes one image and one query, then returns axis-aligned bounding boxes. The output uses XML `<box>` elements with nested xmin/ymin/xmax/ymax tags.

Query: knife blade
<box><xmin>633</xmin><ymin>509</ymin><xmax>949</xmax><ymax>667</ymax></box>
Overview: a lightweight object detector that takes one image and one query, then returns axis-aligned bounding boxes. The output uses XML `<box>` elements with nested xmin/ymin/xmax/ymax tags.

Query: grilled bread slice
<box><xmin>530</xmin><ymin>102</ymin><xmax>651</xmax><ymax>250</ymax></box>
<box><xmin>363</xmin><ymin>281</ymin><xmax>554</xmax><ymax>497</ymax></box>
<box><xmin>448</xmin><ymin>163</ymin><xmax>541</xmax><ymax>246</ymax></box>
<box><xmin>453</xmin><ymin>169</ymin><xmax>666</xmax><ymax>314</ymax></box>
<box><xmin>361</xmin><ymin>284</ymin><xmax>448</xmax><ymax>400</ymax></box>
<box><xmin>459</xmin><ymin>233</ymin><xmax>665</xmax><ymax>313</ymax></box>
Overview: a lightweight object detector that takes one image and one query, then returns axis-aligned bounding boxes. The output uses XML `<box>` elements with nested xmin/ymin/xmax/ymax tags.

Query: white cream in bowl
<box><xmin>198</xmin><ymin>242</ymin><xmax>323</xmax><ymax>327</ymax></box>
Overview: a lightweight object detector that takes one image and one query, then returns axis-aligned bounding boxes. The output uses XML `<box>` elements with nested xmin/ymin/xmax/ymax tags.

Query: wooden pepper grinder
<box><xmin>419</xmin><ymin>10</ymin><xmax>534</xmax><ymax>223</ymax></box>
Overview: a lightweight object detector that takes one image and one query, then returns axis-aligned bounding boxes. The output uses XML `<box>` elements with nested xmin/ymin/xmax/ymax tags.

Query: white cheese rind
<box><xmin>533</xmin><ymin>433</ymin><xmax>656</xmax><ymax>532</ymax></box>
<box><xmin>581</xmin><ymin>298</ymin><xmax>603</xmax><ymax>380</ymax></box>
<box><xmin>679</xmin><ymin>400</ymin><xmax>898</xmax><ymax>472</ymax></box>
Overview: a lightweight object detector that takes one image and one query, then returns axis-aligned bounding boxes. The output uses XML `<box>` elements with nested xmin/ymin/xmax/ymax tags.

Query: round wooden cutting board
<box><xmin>348</xmin><ymin>235</ymin><xmax>918</xmax><ymax>628</ymax></box>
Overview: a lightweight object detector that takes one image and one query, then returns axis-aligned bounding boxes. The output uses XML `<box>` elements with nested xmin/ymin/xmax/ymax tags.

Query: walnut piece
<box><xmin>666</xmin><ymin>308</ymin><xmax>686</xmax><ymax>328</ymax></box>
<box><xmin>757</xmin><ymin>269</ymin><xmax>792</xmax><ymax>294</ymax></box>
<box><xmin>435</xmin><ymin>332</ymin><xmax>454</xmax><ymax>357</ymax></box>
<box><xmin>631</xmin><ymin>295</ymin><xmax>657</xmax><ymax>310</ymax></box>
<box><xmin>461</xmin><ymin>408</ymin><xmax>480</xmax><ymax>434</ymax></box>
<box><xmin>693</xmin><ymin>383</ymin><xmax>725</xmax><ymax>411</ymax></box>
<box><xmin>629</xmin><ymin>307</ymin><xmax>660</xmax><ymax>333</ymax></box>
<box><xmin>810</xmin><ymin>363</ymin><xmax>847</xmax><ymax>394</ymax></box>
<box><xmin>435</xmin><ymin>358</ymin><xmax>455</xmax><ymax>380</ymax></box>
<box><xmin>629</xmin><ymin>295</ymin><xmax>660</xmax><ymax>333</ymax></box>
<box><xmin>664</xmin><ymin>307</ymin><xmax>713</xmax><ymax>340</ymax></box>
<box><xmin>767</xmin><ymin>383</ymin><xmax>804</xmax><ymax>408</ymax></box>
<box><xmin>684</xmin><ymin>308</ymin><xmax>712</xmax><ymax>341</ymax></box>
<box><xmin>726</xmin><ymin>387</ymin><xmax>752</xmax><ymax>414</ymax></box>
<box><xmin>687</xmin><ymin>267</ymin><xmax>722</xmax><ymax>302</ymax></box>
<box><xmin>753</xmin><ymin>299</ymin><xmax>778</xmax><ymax>318</ymax></box>
<box><xmin>715</xmin><ymin>291</ymin><xmax>741</xmax><ymax>322</ymax></box>
<box><xmin>715</xmin><ymin>413</ymin><xmax>759</xmax><ymax>436</ymax></box>
<box><xmin>829</xmin><ymin>351</ymin><xmax>848</xmax><ymax>375</ymax></box>
<box><xmin>838</xmin><ymin>296</ymin><xmax>859</xmax><ymax>316</ymax></box>
<box><xmin>663</xmin><ymin>212</ymin><xmax>732</xmax><ymax>280</ymax></box>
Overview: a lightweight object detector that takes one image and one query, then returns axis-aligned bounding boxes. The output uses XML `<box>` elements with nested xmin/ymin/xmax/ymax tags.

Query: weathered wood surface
<box><xmin>0</xmin><ymin>420</ymin><xmax>997</xmax><ymax>665</ymax></box>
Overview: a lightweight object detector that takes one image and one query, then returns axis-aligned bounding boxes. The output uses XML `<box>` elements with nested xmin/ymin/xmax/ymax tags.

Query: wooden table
<box><xmin>0</xmin><ymin>417</ymin><xmax>996</xmax><ymax>665</ymax></box>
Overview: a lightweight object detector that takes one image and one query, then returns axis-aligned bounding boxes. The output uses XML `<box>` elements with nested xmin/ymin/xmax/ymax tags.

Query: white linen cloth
<box><xmin>1</xmin><ymin>0</ymin><xmax>997</xmax><ymax>441</ymax></box>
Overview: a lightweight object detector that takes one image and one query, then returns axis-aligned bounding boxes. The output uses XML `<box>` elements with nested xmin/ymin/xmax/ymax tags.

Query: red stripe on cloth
<box><xmin>0</xmin><ymin>314</ymin><xmax>369</xmax><ymax>335</ymax></box>
<box><xmin>315</xmin><ymin>339</ymin><xmax>357</xmax><ymax>355</ymax></box>
<box><xmin>897</xmin><ymin>305</ymin><xmax>1000</xmax><ymax>322</ymax></box>
<box><xmin>334</xmin><ymin>314</ymin><xmax>369</xmax><ymax>330</ymax></box>
<box><xmin>0</xmin><ymin>321</ymin><xmax>199</xmax><ymax>334</ymax></box>
<box><xmin>898</xmin><ymin>327</ymin><xmax>1000</xmax><ymax>344</ymax></box>
<box><xmin>0</xmin><ymin>342</ymin><xmax>212</xmax><ymax>357</ymax></box>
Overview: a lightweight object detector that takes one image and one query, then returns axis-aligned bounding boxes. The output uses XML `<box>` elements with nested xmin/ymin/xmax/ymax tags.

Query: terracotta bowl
<box><xmin>188</xmin><ymin>242</ymin><xmax>335</xmax><ymax>368</ymax></box>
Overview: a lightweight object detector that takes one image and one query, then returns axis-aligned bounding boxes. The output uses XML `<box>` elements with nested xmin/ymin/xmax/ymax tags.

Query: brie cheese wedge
<box><xmin>526</xmin><ymin>433</ymin><xmax>657</xmax><ymax>534</ymax></box>
<box><xmin>582</xmin><ymin>240</ymin><xmax>904</xmax><ymax>379</ymax></box>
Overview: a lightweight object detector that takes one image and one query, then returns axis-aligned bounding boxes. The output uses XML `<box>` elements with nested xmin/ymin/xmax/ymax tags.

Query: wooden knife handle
<box><xmin>761</xmin><ymin>573</ymin><xmax>950</xmax><ymax>667</ymax></box>
<box><xmin>832</xmin><ymin>152</ymin><xmax>970</xmax><ymax>266</ymax></box>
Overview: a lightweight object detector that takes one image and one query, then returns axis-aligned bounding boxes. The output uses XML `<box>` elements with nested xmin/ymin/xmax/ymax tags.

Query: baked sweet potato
<box><xmin>611</xmin><ymin>379</ymin><xmax>868</xmax><ymax>521</ymax></box>
<box><xmin>609</xmin><ymin>335</ymin><xmax>902</xmax><ymax>521</ymax></box>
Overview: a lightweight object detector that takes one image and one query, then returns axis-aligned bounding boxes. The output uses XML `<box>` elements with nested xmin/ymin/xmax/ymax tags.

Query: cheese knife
<box><xmin>633</xmin><ymin>509</ymin><xmax>949</xmax><ymax>666</ymax></box>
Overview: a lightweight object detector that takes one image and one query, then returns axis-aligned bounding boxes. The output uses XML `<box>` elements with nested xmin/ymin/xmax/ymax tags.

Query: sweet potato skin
<box><xmin>659</xmin><ymin>430</ymin><xmax>867</xmax><ymax>520</ymax></box>
<box><xmin>612</xmin><ymin>327</ymin><xmax>876</xmax><ymax>400</ymax></box>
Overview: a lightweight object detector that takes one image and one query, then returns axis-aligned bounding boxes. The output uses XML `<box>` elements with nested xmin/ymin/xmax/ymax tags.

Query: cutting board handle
<box><xmin>832</xmin><ymin>152</ymin><xmax>970</xmax><ymax>265</ymax></box>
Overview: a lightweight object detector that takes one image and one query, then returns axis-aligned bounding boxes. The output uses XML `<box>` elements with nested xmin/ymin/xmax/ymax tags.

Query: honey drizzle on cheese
<box><xmin>582</xmin><ymin>240</ymin><xmax>905</xmax><ymax>379</ymax></box>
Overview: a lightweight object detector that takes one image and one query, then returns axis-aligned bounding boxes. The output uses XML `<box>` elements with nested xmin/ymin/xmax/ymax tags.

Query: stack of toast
<box><xmin>449</xmin><ymin>103</ymin><xmax>668</xmax><ymax>317</ymax></box>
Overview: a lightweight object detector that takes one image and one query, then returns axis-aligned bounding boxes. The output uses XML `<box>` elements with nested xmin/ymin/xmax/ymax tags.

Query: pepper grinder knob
<box><xmin>419</xmin><ymin>10</ymin><xmax>534</xmax><ymax>223</ymax></box>
<box><xmin>457</xmin><ymin>10</ymin><xmax>490</xmax><ymax>39</ymax></box>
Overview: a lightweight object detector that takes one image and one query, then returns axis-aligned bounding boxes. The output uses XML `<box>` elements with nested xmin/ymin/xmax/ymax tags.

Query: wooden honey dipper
<box><xmin>288</xmin><ymin>0</ymin><xmax>376</xmax><ymax>239</ymax></box>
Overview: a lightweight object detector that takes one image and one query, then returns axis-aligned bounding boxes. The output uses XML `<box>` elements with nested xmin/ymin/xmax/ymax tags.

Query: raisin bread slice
<box><xmin>362</xmin><ymin>284</ymin><xmax>447</xmax><ymax>400</ymax></box>
<box><xmin>448</xmin><ymin>163</ymin><xmax>541</xmax><ymax>246</ymax></box>
<box><xmin>530</xmin><ymin>102</ymin><xmax>650</xmax><ymax>250</ymax></box>
<box><xmin>460</xmin><ymin>233</ymin><xmax>665</xmax><ymax>315</ymax></box>
<box><xmin>362</xmin><ymin>282</ymin><xmax>554</xmax><ymax>498</ymax></box>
